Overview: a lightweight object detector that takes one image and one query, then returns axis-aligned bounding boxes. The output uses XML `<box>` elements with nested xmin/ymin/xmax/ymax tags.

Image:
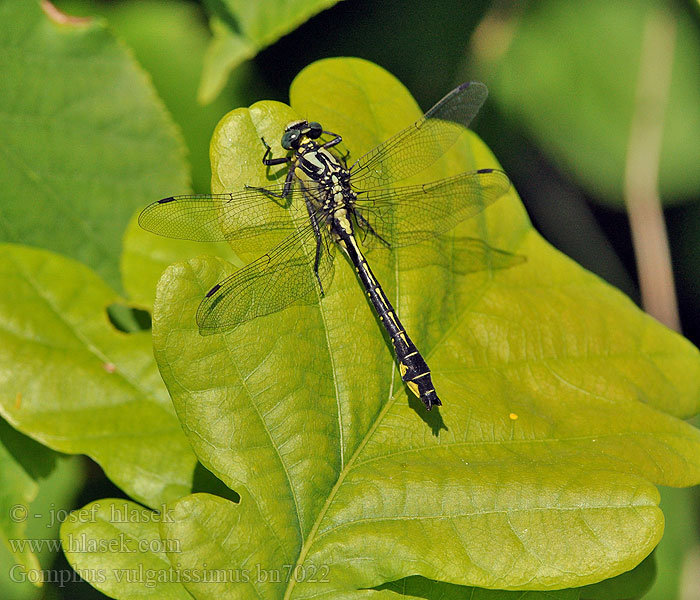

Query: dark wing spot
<box><xmin>205</xmin><ymin>283</ymin><xmax>222</xmax><ymax>298</ymax></box>
<box><xmin>157</xmin><ymin>197</ymin><xmax>176</xmax><ymax>204</ymax></box>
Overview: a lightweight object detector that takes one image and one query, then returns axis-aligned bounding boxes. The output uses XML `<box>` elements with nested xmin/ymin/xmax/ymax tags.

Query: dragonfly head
<box><xmin>281</xmin><ymin>120</ymin><xmax>323</xmax><ymax>150</ymax></box>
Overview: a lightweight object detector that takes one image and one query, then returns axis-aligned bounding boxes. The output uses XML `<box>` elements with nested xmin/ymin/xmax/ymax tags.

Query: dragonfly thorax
<box><xmin>290</xmin><ymin>138</ymin><xmax>357</xmax><ymax>231</ymax></box>
<box><xmin>293</xmin><ymin>142</ymin><xmax>347</xmax><ymax>183</ymax></box>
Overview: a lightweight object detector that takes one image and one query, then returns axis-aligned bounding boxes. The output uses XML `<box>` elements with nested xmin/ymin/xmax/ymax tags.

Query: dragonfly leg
<box><xmin>260</xmin><ymin>137</ymin><xmax>290</xmax><ymax>166</ymax></box>
<box><xmin>306</xmin><ymin>201</ymin><xmax>326</xmax><ymax>296</ymax></box>
<box><xmin>322</xmin><ymin>132</ymin><xmax>351</xmax><ymax>164</ymax></box>
<box><xmin>245</xmin><ymin>166</ymin><xmax>296</xmax><ymax>206</ymax></box>
<box><xmin>321</xmin><ymin>132</ymin><xmax>342</xmax><ymax>149</ymax></box>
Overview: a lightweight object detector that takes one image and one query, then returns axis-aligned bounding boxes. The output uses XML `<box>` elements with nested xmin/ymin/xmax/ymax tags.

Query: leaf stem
<box><xmin>623</xmin><ymin>8</ymin><xmax>679</xmax><ymax>331</ymax></box>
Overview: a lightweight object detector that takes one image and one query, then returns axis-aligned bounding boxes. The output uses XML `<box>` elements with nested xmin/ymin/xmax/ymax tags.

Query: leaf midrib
<box><xmin>312</xmin><ymin>498</ymin><xmax>657</xmax><ymax>543</ymax></box>
<box><xmin>282</xmin><ymin>206</ymin><xmax>531</xmax><ymax>598</ymax></box>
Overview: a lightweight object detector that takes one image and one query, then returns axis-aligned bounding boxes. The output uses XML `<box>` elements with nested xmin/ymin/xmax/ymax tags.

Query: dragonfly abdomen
<box><xmin>338</xmin><ymin>228</ymin><xmax>441</xmax><ymax>410</ymax></box>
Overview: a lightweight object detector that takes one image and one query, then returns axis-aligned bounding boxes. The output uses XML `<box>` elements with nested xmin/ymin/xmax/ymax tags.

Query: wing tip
<box><xmin>197</xmin><ymin>284</ymin><xmax>232</xmax><ymax>335</ymax></box>
<box><xmin>138</xmin><ymin>196</ymin><xmax>176</xmax><ymax>229</ymax></box>
<box><xmin>459</xmin><ymin>80</ymin><xmax>488</xmax><ymax>97</ymax></box>
<box><xmin>476</xmin><ymin>168</ymin><xmax>512</xmax><ymax>195</ymax></box>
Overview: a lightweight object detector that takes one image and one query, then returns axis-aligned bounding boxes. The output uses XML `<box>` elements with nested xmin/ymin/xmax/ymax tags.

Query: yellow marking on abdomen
<box><xmin>374</xmin><ymin>287</ymin><xmax>389</xmax><ymax>310</ymax></box>
<box><xmin>360</xmin><ymin>262</ymin><xmax>376</xmax><ymax>286</ymax></box>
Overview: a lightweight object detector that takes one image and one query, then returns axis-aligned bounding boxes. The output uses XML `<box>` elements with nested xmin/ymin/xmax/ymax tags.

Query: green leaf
<box><xmin>378</xmin><ymin>575</ymin><xmax>582</xmax><ymax>600</ymax></box>
<box><xmin>63</xmin><ymin>492</ymin><xmax>584</xmax><ymax>600</ymax></box>
<box><xmin>580</xmin><ymin>552</ymin><xmax>655</xmax><ymax>599</ymax></box>
<box><xmin>61</xmin><ymin>499</ymin><xmax>192</xmax><ymax>599</ymax></box>
<box><xmin>122</xmin><ymin>212</ymin><xmax>239</xmax><ymax>309</ymax></box>
<box><xmin>0</xmin><ymin>421</ymin><xmax>41</xmax><ymax>583</ymax></box>
<box><xmin>0</xmin><ymin>244</ymin><xmax>196</xmax><ymax>507</ymax></box>
<box><xmin>198</xmin><ymin>0</ymin><xmax>342</xmax><ymax>103</ymax></box>
<box><xmin>478</xmin><ymin>0</ymin><xmax>700</xmax><ymax>205</ymax></box>
<box><xmin>642</xmin><ymin>485</ymin><xmax>699</xmax><ymax>599</ymax></box>
<box><xmin>57</xmin><ymin>0</ymin><xmax>249</xmax><ymax>194</ymax></box>
<box><xmin>198</xmin><ymin>16</ymin><xmax>257</xmax><ymax>105</ymax></box>
<box><xmin>106</xmin><ymin>302</ymin><xmax>152</xmax><ymax>333</ymax></box>
<box><xmin>0</xmin><ymin>0</ymin><xmax>188</xmax><ymax>290</ymax></box>
<box><xmin>132</xmin><ymin>57</ymin><xmax>700</xmax><ymax>597</ymax></box>
<box><xmin>0</xmin><ymin>453</ymin><xmax>84</xmax><ymax>598</ymax></box>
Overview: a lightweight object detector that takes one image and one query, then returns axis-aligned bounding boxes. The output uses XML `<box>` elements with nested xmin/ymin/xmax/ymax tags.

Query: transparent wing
<box><xmin>196</xmin><ymin>221</ymin><xmax>335</xmax><ymax>334</ymax></box>
<box><xmin>349</xmin><ymin>82</ymin><xmax>488</xmax><ymax>191</ymax></box>
<box><xmin>354</xmin><ymin>168</ymin><xmax>511</xmax><ymax>248</ymax></box>
<box><xmin>398</xmin><ymin>237</ymin><xmax>526</xmax><ymax>273</ymax></box>
<box><xmin>138</xmin><ymin>182</ymin><xmax>312</xmax><ymax>251</ymax></box>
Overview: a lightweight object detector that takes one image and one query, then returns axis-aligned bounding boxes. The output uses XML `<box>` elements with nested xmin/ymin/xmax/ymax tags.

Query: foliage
<box><xmin>0</xmin><ymin>0</ymin><xmax>188</xmax><ymax>292</ymax></box>
<box><xmin>0</xmin><ymin>1</ymin><xmax>699</xmax><ymax>598</ymax></box>
<box><xmin>62</xmin><ymin>58</ymin><xmax>700</xmax><ymax>597</ymax></box>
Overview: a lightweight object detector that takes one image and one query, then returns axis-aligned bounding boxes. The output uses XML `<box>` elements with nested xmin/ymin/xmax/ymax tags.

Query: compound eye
<box><xmin>281</xmin><ymin>130</ymin><xmax>299</xmax><ymax>149</ymax></box>
<box><xmin>307</xmin><ymin>122</ymin><xmax>323</xmax><ymax>139</ymax></box>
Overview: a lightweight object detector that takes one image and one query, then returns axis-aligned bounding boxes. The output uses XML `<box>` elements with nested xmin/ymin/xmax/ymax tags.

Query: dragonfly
<box><xmin>139</xmin><ymin>81</ymin><xmax>512</xmax><ymax>410</ymax></box>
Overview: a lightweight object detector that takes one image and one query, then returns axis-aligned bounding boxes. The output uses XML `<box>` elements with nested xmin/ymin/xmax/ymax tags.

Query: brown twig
<box><xmin>624</xmin><ymin>8</ymin><xmax>679</xmax><ymax>331</ymax></box>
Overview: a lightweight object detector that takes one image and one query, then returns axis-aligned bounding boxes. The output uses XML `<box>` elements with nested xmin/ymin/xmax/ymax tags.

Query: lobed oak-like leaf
<box><xmin>63</xmin><ymin>58</ymin><xmax>700</xmax><ymax>598</ymax></box>
<box><xmin>0</xmin><ymin>244</ymin><xmax>196</xmax><ymax>508</ymax></box>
